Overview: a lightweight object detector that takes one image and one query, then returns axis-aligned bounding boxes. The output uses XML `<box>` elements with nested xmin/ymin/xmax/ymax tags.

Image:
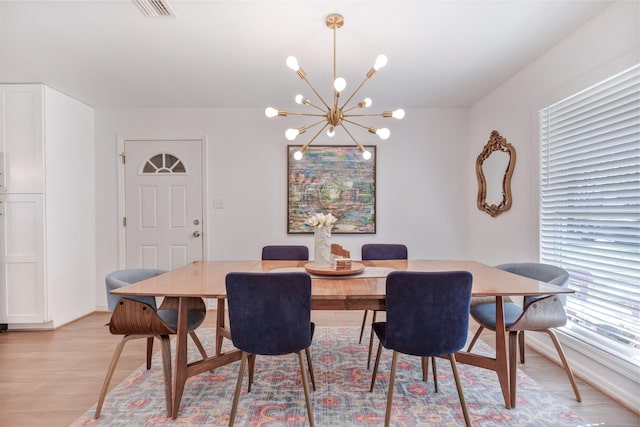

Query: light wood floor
<box><xmin>0</xmin><ymin>310</ymin><xmax>638</xmax><ymax>426</ymax></box>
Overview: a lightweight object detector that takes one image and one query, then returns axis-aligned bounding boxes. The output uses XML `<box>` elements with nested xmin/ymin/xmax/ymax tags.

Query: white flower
<box><xmin>307</xmin><ymin>212</ymin><xmax>337</xmax><ymax>228</ymax></box>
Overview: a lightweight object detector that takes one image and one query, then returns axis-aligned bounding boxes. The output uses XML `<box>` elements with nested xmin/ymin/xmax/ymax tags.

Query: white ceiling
<box><xmin>0</xmin><ymin>0</ymin><xmax>614</xmax><ymax>109</ymax></box>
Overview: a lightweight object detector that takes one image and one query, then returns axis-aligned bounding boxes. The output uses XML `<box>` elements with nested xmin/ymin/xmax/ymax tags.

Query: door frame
<box><xmin>117</xmin><ymin>136</ymin><xmax>209</xmax><ymax>269</ymax></box>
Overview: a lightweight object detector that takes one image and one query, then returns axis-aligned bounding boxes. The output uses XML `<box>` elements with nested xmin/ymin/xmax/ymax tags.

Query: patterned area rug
<box><xmin>72</xmin><ymin>327</ymin><xmax>582</xmax><ymax>426</ymax></box>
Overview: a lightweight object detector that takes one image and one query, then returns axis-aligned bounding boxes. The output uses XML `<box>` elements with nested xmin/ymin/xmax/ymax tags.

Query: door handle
<box><xmin>193</xmin><ymin>231</ymin><xmax>200</xmax><ymax>237</ymax></box>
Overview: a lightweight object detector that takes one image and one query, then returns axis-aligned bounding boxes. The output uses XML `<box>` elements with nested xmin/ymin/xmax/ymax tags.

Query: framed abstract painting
<box><xmin>287</xmin><ymin>145</ymin><xmax>376</xmax><ymax>234</ymax></box>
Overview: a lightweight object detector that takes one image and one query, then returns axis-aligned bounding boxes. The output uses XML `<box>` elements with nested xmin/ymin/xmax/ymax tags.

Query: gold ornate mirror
<box><xmin>476</xmin><ymin>130</ymin><xmax>516</xmax><ymax>217</ymax></box>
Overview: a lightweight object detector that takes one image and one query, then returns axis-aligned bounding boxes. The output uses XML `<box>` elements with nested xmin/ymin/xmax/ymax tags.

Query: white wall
<box><xmin>465</xmin><ymin>0</ymin><xmax>639</xmax><ymax>411</ymax></box>
<box><xmin>44</xmin><ymin>86</ymin><xmax>96</xmax><ymax>327</ymax></box>
<box><xmin>94</xmin><ymin>107</ymin><xmax>469</xmax><ymax>308</ymax></box>
<box><xmin>465</xmin><ymin>0</ymin><xmax>639</xmax><ymax>266</ymax></box>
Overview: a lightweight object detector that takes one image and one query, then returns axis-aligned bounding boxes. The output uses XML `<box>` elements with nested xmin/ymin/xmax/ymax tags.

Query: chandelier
<box><xmin>265</xmin><ymin>13</ymin><xmax>405</xmax><ymax>160</ymax></box>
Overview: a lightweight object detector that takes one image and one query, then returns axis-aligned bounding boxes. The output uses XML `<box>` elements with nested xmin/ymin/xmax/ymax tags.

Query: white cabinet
<box><xmin>0</xmin><ymin>194</ymin><xmax>44</xmax><ymax>323</ymax></box>
<box><xmin>0</xmin><ymin>84</ymin><xmax>95</xmax><ymax>328</ymax></box>
<box><xmin>0</xmin><ymin>85</ymin><xmax>44</xmax><ymax>193</ymax></box>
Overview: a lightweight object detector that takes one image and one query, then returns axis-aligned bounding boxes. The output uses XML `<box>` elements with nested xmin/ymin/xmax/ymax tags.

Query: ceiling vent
<box><xmin>132</xmin><ymin>0</ymin><xmax>176</xmax><ymax>18</ymax></box>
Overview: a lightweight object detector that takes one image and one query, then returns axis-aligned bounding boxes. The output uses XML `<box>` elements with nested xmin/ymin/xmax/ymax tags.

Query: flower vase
<box><xmin>314</xmin><ymin>226</ymin><xmax>332</xmax><ymax>268</ymax></box>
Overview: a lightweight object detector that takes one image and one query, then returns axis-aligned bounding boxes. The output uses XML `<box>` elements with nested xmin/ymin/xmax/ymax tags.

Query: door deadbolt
<box><xmin>194</xmin><ymin>219</ymin><xmax>199</xmax><ymax>225</ymax></box>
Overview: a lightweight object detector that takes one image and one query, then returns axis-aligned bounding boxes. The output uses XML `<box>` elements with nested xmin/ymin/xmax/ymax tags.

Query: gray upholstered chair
<box><xmin>360</xmin><ymin>243</ymin><xmax>408</xmax><ymax>369</ymax></box>
<box><xmin>370</xmin><ymin>271</ymin><xmax>473</xmax><ymax>427</ymax></box>
<box><xmin>226</xmin><ymin>272</ymin><xmax>316</xmax><ymax>426</ymax></box>
<box><xmin>261</xmin><ymin>245</ymin><xmax>309</xmax><ymax>260</ymax></box>
<box><xmin>95</xmin><ymin>269</ymin><xmax>209</xmax><ymax>418</ymax></box>
<box><xmin>467</xmin><ymin>262</ymin><xmax>581</xmax><ymax>405</ymax></box>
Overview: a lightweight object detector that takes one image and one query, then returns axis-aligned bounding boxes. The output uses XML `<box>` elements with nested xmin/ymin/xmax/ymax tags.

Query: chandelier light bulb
<box><xmin>373</xmin><ymin>54</ymin><xmax>388</xmax><ymax>71</ymax></box>
<box><xmin>295</xmin><ymin>94</ymin><xmax>304</xmax><ymax>104</ymax></box>
<box><xmin>285</xmin><ymin>128</ymin><xmax>300</xmax><ymax>141</ymax></box>
<box><xmin>376</xmin><ymin>128</ymin><xmax>391</xmax><ymax>140</ymax></box>
<box><xmin>265</xmin><ymin>107</ymin><xmax>278</xmax><ymax>118</ymax></box>
<box><xmin>294</xmin><ymin>150</ymin><xmax>304</xmax><ymax>160</ymax></box>
<box><xmin>362</xmin><ymin>150</ymin><xmax>372</xmax><ymax>160</ymax></box>
<box><xmin>286</xmin><ymin>56</ymin><xmax>300</xmax><ymax>71</ymax></box>
<box><xmin>392</xmin><ymin>108</ymin><xmax>405</xmax><ymax>119</ymax></box>
<box><xmin>333</xmin><ymin>77</ymin><xmax>347</xmax><ymax>93</ymax></box>
<box><xmin>364</xmin><ymin>98</ymin><xmax>372</xmax><ymax>107</ymax></box>
<box><xmin>327</xmin><ymin>126</ymin><xmax>336</xmax><ymax>137</ymax></box>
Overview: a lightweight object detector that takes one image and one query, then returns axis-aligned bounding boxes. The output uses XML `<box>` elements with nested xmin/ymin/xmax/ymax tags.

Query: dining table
<box><xmin>110</xmin><ymin>259</ymin><xmax>574</xmax><ymax>419</ymax></box>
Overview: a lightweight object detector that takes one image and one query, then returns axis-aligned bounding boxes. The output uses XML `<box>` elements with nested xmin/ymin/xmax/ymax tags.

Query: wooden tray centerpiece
<box><xmin>304</xmin><ymin>261</ymin><xmax>365</xmax><ymax>276</ymax></box>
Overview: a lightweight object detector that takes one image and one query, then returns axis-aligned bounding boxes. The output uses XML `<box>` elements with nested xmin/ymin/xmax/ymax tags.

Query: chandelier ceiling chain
<box><xmin>265</xmin><ymin>13</ymin><xmax>405</xmax><ymax>160</ymax></box>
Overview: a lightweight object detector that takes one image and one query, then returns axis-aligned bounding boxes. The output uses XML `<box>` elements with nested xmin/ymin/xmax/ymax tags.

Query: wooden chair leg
<box><xmin>369</xmin><ymin>341</ymin><xmax>384</xmax><ymax>392</ymax></box>
<box><xmin>519</xmin><ymin>330</ymin><xmax>526</xmax><ymax>364</ymax></box>
<box><xmin>432</xmin><ymin>356</ymin><xmax>438</xmax><ymax>392</ymax></box>
<box><xmin>466</xmin><ymin>325</ymin><xmax>484</xmax><ymax>352</ymax></box>
<box><xmin>359</xmin><ymin>310</ymin><xmax>369</xmax><ymax>343</ymax></box>
<box><xmin>449</xmin><ymin>353</ymin><xmax>471</xmax><ymax>427</ymax></box>
<box><xmin>421</xmin><ymin>356</ymin><xmax>438</xmax><ymax>391</ymax></box>
<box><xmin>305</xmin><ymin>347</ymin><xmax>317</xmax><ymax>391</ymax></box>
<box><xmin>297</xmin><ymin>351</ymin><xmax>315</xmax><ymax>427</ymax></box>
<box><xmin>247</xmin><ymin>354</ymin><xmax>256</xmax><ymax>393</ymax></box>
<box><xmin>95</xmin><ymin>335</ymin><xmax>131</xmax><ymax>418</ymax></box>
<box><xmin>96</xmin><ymin>335</ymin><xmax>158</xmax><ymax>417</ymax></box>
<box><xmin>229</xmin><ymin>351</ymin><xmax>248</xmax><ymax>427</ymax></box>
<box><xmin>421</xmin><ymin>356</ymin><xmax>429</xmax><ymax>381</ymax></box>
<box><xmin>544</xmin><ymin>329</ymin><xmax>582</xmax><ymax>402</ymax></box>
<box><xmin>384</xmin><ymin>351</ymin><xmax>398</xmax><ymax>427</ymax></box>
<box><xmin>159</xmin><ymin>335</ymin><xmax>173</xmax><ymax>417</ymax></box>
<box><xmin>145</xmin><ymin>336</ymin><xmax>154</xmax><ymax>369</ymax></box>
<box><xmin>367</xmin><ymin>311</ymin><xmax>378</xmax><ymax>370</ymax></box>
<box><xmin>509</xmin><ymin>330</ymin><xmax>519</xmax><ymax>408</ymax></box>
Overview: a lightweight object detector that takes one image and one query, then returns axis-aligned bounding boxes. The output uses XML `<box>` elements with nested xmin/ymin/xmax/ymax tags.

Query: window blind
<box><xmin>539</xmin><ymin>64</ymin><xmax>640</xmax><ymax>364</ymax></box>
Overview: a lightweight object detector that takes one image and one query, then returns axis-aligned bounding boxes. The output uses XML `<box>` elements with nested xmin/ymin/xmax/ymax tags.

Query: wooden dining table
<box><xmin>110</xmin><ymin>259</ymin><xmax>573</xmax><ymax>419</ymax></box>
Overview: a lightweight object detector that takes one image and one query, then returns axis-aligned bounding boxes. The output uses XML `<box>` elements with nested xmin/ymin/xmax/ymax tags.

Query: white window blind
<box><xmin>539</xmin><ymin>64</ymin><xmax>640</xmax><ymax>365</ymax></box>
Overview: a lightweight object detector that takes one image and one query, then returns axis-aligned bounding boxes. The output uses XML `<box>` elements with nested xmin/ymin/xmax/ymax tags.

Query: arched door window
<box><xmin>140</xmin><ymin>153</ymin><xmax>187</xmax><ymax>174</ymax></box>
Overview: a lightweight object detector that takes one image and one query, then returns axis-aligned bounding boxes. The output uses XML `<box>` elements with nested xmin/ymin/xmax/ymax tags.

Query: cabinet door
<box><xmin>0</xmin><ymin>195</ymin><xmax>45</xmax><ymax>324</ymax></box>
<box><xmin>0</xmin><ymin>85</ymin><xmax>44</xmax><ymax>193</ymax></box>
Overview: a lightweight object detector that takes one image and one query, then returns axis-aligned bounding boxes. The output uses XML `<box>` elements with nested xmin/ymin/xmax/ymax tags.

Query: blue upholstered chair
<box><xmin>261</xmin><ymin>245</ymin><xmax>309</xmax><ymax>260</ymax></box>
<box><xmin>467</xmin><ymin>262</ymin><xmax>581</xmax><ymax>405</ymax></box>
<box><xmin>369</xmin><ymin>271</ymin><xmax>473</xmax><ymax>427</ymax></box>
<box><xmin>360</xmin><ymin>243</ymin><xmax>408</xmax><ymax>369</ymax></box>
<box><xmin>95</xmin><ymin>269</ymin><xmax>208</xmax><ymax>418</ymax></box>
<box><xmin>226</xmin><ymin>272</ymin><xmax>316</xmax><ymax>426</ymax></box>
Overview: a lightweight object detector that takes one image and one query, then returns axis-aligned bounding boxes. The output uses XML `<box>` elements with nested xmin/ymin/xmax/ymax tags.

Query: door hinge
<box><xmin>120</xmin><ymin>152</ymin><xmax>126</xmax><ymax>164</ymax></box>
<box><xmin>122</xmin><ymin>217</ymin><xmax>126</xmax><ymax>227</ymax></box>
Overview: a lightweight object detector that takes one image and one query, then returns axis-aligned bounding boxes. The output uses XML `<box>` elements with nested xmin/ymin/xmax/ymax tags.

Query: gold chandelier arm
<box><xmin>340</xmin><ymin>73</ymin><xmax>372</xmax><ymax>110</ymax></box>
<box><xmin>341</xmin><ymin>118</ymin><xmax>372</xmax><ymax>131</ymax></box>
<box><xmin>299</xmin><ymin>123</ymin><xmax>330</xmax><ymax>153</ymax></box>
<box><xmin>338</xmin><ymin>123</ymin><xmax>367</xmax><ymax>153</ymax></box>
<box><xmin>300</xmin><ymin>99</ymin><xmax>328</xmax><ymax>113</ymax></box>
<box><xmin>299</xmin><ymin>74</ymin><xmax>332</xmax><ymax>111</ymax></box>
<box><xmin>343</xmin><ymin>112</ymin><xmax>388</xmax><ymax>118</ymax></box>
<box><xmin>282</xmin><ymin>112</ymin><xmax>328</xmax><ymax>118</ymax></box>
<box><xmin>342</xmin><ymin>102</ymin><xmax>369</xmax><ymax>113</ymax></box>
<box><xmin>301</xmin><ymin>118</ymin><xmax>331</xmax><ymax>132</ymax></box>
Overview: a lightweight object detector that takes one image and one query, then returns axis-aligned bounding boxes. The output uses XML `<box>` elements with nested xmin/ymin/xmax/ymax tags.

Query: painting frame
<box><xmin>287</xmin><ymin>145</ymin><xmax>376</xmax><ymax>234</ymax></box>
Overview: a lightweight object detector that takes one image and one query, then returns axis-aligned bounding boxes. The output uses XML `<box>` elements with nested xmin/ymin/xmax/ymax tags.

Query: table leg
<box><xmin>171</xmin><ymin>297</ymin><xmax>189</xmax><ymax>419</ymax></box>
<box><xmin>494</xmin><ymin>296</ymin><xmax>512</xmax><ymax>409</ymax></box>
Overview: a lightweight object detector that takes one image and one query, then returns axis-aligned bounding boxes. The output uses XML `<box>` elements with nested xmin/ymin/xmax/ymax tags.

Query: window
<box><xmin>539</xmin><ymin>64</ymin><xmax>640</xmax><ymax>365</ymax></box>
<box><xmin>141</xmin><ymin>153</ymin><xmax>186</xmax><ymax>174</ymax></box>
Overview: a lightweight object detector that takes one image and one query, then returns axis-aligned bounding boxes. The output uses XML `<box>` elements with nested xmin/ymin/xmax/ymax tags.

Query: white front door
<box><xmin>124</xmin><ymin>139</ymin><xmax>203</xmax><ymax>270</ymax></box>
